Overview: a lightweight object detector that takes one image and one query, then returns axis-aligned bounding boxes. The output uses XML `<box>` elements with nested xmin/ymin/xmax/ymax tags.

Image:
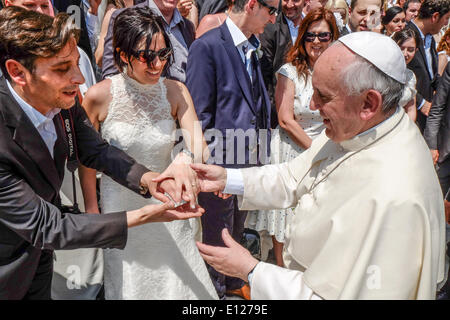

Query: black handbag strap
<box><xmin>59</xmin><ymin>108</ymin><xmax>80</xmax><ymax>212</ymax></box>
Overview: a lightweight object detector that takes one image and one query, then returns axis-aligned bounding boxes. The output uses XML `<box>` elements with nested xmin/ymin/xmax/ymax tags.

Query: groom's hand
<box><xmin>140</xmin><ymin>171</ymin><xmax>178</xmax><ymax>203</ymax></box>
<box><xmin>127</xmin><ymin>201</ymin><xmax>205</xmax><ymax>228</ymax></box>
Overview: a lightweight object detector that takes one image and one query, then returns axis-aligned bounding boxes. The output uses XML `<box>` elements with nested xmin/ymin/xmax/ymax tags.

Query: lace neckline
<box><xmin>120</xmin><ymin>71</ymin><xmax>164</xmax><ymax>92</ymax></box>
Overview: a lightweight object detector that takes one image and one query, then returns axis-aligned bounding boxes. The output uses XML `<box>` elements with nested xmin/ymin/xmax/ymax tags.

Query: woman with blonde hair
<box><xmin>325</xmin><ymin>0</ymin><xmax>348</xmax><ymax>25</ymax></box>
<box><xmin>437</xmin><ymin>27</ymin><xmax>450</xmax><ymax>75</ymax></box>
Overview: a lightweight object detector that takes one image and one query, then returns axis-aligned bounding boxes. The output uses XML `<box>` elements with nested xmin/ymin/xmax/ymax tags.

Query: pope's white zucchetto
<box><xmin>338</xmin><ymin>31</ymin><xmax>407</xmax><ymax>84</ymax></box>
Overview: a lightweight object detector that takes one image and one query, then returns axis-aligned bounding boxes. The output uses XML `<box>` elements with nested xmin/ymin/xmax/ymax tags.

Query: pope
<box><xmin>191</xmin><ymin>31</ymin><xmax>447</xmax><ymax>300</ymax></box>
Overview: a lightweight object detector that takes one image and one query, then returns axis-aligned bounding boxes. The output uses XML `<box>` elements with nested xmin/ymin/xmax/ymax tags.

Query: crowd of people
<box><xmin>0</xmin><ymin>0</ymin><xmax>449</xmax><ymax>301</ymax></box>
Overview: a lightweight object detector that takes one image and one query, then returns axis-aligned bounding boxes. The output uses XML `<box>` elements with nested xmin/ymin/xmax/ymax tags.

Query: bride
<box><xmin>79</xmin><ymin>7</ymin><xmax>218</xmax><ymax>300</ymax></box>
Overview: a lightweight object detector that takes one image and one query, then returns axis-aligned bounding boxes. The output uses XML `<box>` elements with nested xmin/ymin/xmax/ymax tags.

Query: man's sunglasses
<box><xmin>256</xmin><ymin>0</ymin><xmax>279</xmax><ymax>16</ymax></box>
<box><xmin>131</xmin><ymin>47</ymin><xmax>172</xmax><ymax>64</ymax></box>
<box><xmin>303</xmin><ymin>32</ymin><xmax>332</xmax><ymax>42</ymax></box>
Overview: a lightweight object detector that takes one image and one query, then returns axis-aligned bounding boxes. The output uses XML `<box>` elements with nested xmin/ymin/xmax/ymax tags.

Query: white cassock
<box><xmin>234</xmin><ymin>107</ymin><xmax>446</xmax><ymax>299</ymax></box>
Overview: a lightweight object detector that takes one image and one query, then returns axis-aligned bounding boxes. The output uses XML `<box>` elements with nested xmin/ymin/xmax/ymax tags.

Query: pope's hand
<box><xmin>197</xmin><ymin>228</ymin><xmax>258</xmax><ymax>282</ymax></box>
<box><xmin>190</xmin><ymin>163</ymin><xmax>227</xmax><ymax>193</ymax></box>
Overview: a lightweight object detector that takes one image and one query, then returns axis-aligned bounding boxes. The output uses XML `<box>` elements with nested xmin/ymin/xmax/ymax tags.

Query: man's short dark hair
<box><xmin>418</xmin><ymin>0</ymin><xmax>450</xmax><ymax>19</ymax></box>
<box><xmin>231</xmin><ymin>0</ymin><xmax>251</xmax><ymax>13</ymax></box>
<box><xmin>350</xmin><ymin>0</ymin><xmax>384</xmax><ymax>10</ymax></box>
<box><xmin>113</xmin><ymin>6</ymin><xmax>173</xmax><ymax>72</ymax></box>
<box><xmin>0</xmin><ymin>6</ymin><xmax>80</xmax><ymax>81</ymax></box>
<box><xmin>402</xmin><ymin>0</ymin><xmax>421</xmax><ymax>12</ymax></box>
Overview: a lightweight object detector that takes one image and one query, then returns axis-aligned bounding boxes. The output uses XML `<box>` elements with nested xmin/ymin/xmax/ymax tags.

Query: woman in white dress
<box><xmin>247</xmin><ymin>8</ymin><xmax>339</xmax><ymax>267</ymax></box>
<box><xmin>79</xmin><ymin>7</ymin><xmax>218</xmax><ymax>300</ymax></box>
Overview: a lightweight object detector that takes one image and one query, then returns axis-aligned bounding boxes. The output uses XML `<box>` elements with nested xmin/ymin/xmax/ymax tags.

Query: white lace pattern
<box><xmin>100</xmin><ymin>73</ymin><xmax>218</xmax><ymax>300</ymax></box>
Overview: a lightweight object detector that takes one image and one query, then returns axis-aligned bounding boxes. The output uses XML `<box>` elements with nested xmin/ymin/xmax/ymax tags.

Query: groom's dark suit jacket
<box><xmin>0</xmin><ymin>77</ymin><xmax>150</xmax><ymax>299</ymax></box>
<box><xmin>405</xmin><ymin>22</ymin><xmax>439</xmax><ymax>133</ymax></box>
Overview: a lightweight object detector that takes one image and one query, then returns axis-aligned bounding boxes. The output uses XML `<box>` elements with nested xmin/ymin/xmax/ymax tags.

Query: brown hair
<box><xmin>285</xmin><ymin>7</ymin><xmax>339</xmax><ymax>80</ymax></box>
<box><xmin>437</xmin><ymin>28</ymin><xmax>450</xmax><ymax>55</ymax></box>
<box><xmin>0</xmin><ymin>6</ymin><xmax>80</xmax><ymax>81</ymax></box>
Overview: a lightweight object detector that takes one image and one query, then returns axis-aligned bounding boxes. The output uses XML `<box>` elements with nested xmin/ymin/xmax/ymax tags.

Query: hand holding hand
<box><xmin>152</xmin><ymin>152</ymin><xmax>199</xmax><ymax>208</ymax></box>
<box><xmin>190</xmin><ymin>163</ymin><xmax>227</xmax><ymax>193</ymax></box>
<box><xmin>196</xmin><ymin>228</ymin><xmax>259</xmax><ymax>282</ymax></box>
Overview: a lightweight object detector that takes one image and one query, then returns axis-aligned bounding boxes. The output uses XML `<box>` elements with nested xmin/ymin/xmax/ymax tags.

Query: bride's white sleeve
<box><xmin>250</xmin><ymin>262</ymin><xmax>323</xmax><ymax>300</ymax></box>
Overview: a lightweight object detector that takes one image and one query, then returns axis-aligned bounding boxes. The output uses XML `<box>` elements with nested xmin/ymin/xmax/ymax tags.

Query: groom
<box><xmin>0</xmin><ymin>6</ymin><xmax>201</xmax><ymax>299</ymax></box>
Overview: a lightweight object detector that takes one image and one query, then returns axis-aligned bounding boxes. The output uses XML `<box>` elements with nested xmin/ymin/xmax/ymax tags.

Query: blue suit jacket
<box><xmin>186</xmin><ymin>23</ymin><xmax>271</xmax><ymax>168</ymax></box>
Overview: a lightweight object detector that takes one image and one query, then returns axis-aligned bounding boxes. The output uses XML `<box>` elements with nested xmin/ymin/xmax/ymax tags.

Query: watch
<box><xmin>181</xmin><ymin>149</ymin><xmax>195</xmax><ymax>161</ymax></box>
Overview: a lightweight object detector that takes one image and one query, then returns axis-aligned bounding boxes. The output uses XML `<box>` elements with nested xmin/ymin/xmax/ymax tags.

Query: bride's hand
<box><xmin>152</xmin><ymin>152</ymin><xmax>199</xmax><ymax>208</ymax></box>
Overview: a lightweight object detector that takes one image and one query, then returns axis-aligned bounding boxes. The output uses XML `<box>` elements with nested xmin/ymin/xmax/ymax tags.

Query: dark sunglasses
<box><xmin>131</xmin><ymin>47</ymin><xmax>172</xmax><ymax>64</ymax></box>
<box><xmin>256</xmin><ymin>0</ymin><xmax>279</xmax><ymax>16</ymax></box>
<box><xmin>304</xmin><ymin>32</ymin><xmax>332</xmax><ymax>42</ymax></box>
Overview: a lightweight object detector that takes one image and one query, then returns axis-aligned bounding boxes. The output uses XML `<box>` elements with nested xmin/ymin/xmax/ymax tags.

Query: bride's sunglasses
<box><xmin>304</xmin><ymin>32</ymin><xmax>332</xmax><ymax>42</ymax></box>
<box><xmin>131</xmin><ymin>47</ymin><xmax>173</xmax><ymax>64</ymax></box>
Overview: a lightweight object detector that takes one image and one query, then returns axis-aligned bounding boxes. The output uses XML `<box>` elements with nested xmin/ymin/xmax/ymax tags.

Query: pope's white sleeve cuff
<box><xmin>223</xmin><ymin>168</ymin><xmax>244</xmax><ymax>195</ymax></box>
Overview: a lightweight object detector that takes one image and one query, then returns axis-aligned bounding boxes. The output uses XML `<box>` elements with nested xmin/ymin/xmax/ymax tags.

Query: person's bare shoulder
<box><xmin>164</xmin><ymin>78</ymin><xmax>191</xmax><ymax>117</ymax></box>
<box><xmin>83</xmin><ymin>79</ymin><xmax>113</xmax><ymax>123</ymax></box>
<box><xmin>196</xmin><ymin>13</ymin><xmax>225</xmax><ymax>38</ymax></box>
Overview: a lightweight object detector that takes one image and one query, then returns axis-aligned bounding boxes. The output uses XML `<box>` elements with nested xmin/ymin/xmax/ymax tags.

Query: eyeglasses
<box><xmin>131</xmin><ymin>47</ymin><xmax>172</xmax><ymax>64</ymax></box>
<box><xmin>256</xmin><ymin>0</ymin><xmax>279</xmax><ymax>16</ymax></box>
<box><xmin>304</xmin><ymin>32</ymin><xmax>332</xmax><ymax>42</ymax></box>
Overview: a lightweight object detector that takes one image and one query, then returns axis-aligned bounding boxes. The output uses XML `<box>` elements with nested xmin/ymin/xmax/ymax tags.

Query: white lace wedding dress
<box><xmin>100</xmin><ymin>73</ymin><xmax>218</xmax><ymax>300</ymax></box>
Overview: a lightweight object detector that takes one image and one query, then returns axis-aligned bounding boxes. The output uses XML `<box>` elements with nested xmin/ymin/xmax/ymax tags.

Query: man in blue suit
<box><xmin>186</xmin><ymin>0</ymin><xmax>277</xmax><ymax>300</ymax></box>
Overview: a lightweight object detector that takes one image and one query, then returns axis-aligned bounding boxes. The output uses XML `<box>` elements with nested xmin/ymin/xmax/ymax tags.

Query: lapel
<box><xmin>219</xmin><ymin>23</ymin><xmax>257</xmax><ymax>115</ymax></box>
<box><xmin>409</xmin><ymin>22</ymin><xmax>431</xmax><ymax>79</ymax></box>
<box><xmin>279</xmin><ymin>14</ymin><xmax>292</xmax><ymax>45</ymax></box>
<box><xmin>0</xmin><ymin>77</ymin><xmax>62</xmax><ymax>193</ymax></box>
<box><xmin>430</xmin><ymin>37</ymin><xmax>438</xmax><ymax>76</ymax></box>
<box><xmin>53</xmin><ymin>113</ymin><xmax>68</xmax><ymax>181</ymax></box>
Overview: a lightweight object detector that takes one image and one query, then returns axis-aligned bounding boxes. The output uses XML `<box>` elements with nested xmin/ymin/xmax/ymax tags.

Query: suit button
<box><xmin>251</xmin><ymin>119</ymin><xmax>256</xmax><ymax>125</ymax></box>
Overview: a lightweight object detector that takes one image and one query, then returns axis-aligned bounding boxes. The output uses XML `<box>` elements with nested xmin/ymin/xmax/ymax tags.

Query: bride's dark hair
<box><xmin>113</xmin><ymin>6</ymin><xmax>173</xmax><ymax>72</ymax></box>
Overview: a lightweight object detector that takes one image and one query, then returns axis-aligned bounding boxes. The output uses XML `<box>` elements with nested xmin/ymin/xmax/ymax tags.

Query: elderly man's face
<box><xmin>5</xmin><ymin>0</ymin><xmax>52</xmax><ymax>15</ymax></box>
<box><xmin>310</xmin><ymin>44</ymin><xmax>367</xmax><ymax>142</ymax></box>
<box><xmin>282</xmin><ymin>0</ymin><xmax>305</xmax><ymax>22</ymax></box>
<box><xmin>153</xmin><ymin>0</ymin><xmax>179</xmax><ymax>15</ymax></box>
<box><xmin>348</xmin><ymin>0</ymin><xmax>382</xmax><ymax>32</ymax></box>
<box><xmin>405</xmin><ymin>2</ymin><xmax>420</xmax><ymax>22</ymax></box>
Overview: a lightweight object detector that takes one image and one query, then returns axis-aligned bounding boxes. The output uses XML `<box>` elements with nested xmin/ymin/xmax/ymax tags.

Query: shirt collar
<box><xmin>411</xmin><ymin>20</ymin><xmax>425</xmax><ymax>40</ymax></box>
<box><xmin>6</xmin><ymin>79</ymin><xmax>60</xmax><ymax>128</ymax></box>
<box><xmin>339</xmin><ymin>107</ymin><xmax>404</xmax><ymax>151</ymax></box>
<box><xmin>148</xmin><ymin>0</ymin><xmax>184</xmax><ymax>28</ymax></box>
<box><xmin>225</xmin><ymin>17</ymin><xmax>260</xmax><ymax>50</ymax></box>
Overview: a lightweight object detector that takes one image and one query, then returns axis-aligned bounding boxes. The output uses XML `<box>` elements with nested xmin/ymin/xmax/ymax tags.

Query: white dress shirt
<box><xmin>225</xmin><ymin>17</ymin><xmax>259</xmax><ymax>82</ymax></box>
<box><xmin>6</xmin><ymin>80</ymin><xmax>60</xmax><ymax>158</ymax></box>
<box><xmin>286</xmin><ymin>17</ymin><xmax>299</xmax><ymax>45</ymax></box>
